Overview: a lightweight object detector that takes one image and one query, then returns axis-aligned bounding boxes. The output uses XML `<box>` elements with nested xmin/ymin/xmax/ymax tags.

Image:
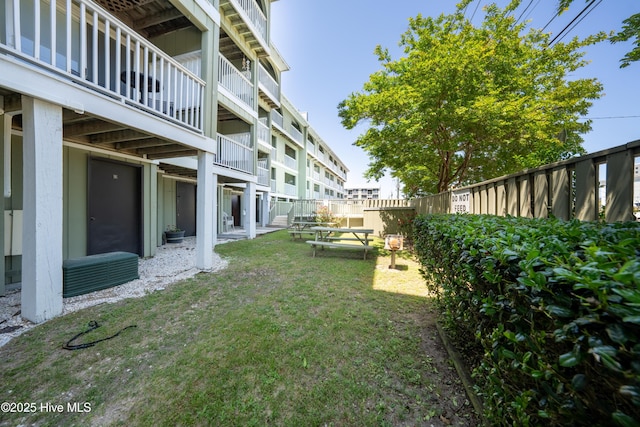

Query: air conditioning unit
<box><xmin>63</xmin><ymin>252</ymin><xmax>139</xmax><ymax>298</ymax></box>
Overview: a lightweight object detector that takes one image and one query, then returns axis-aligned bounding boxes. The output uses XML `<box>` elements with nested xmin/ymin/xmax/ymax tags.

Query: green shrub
<box><xmin>413</xmin><ymin>214</ymin><xmax>640</xmax><ymax>426</ymax></box>
<box><xmin>315</xmin><ymin>205</ymin><xmax>338</xmax><ymax>226</ymax></box>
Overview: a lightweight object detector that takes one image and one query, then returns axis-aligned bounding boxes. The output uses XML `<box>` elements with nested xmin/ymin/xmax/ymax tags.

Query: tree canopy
<box><xmin>338</xmin><ymin>0</ymin><xmax>606</xmax><ymax>196</ymax></box>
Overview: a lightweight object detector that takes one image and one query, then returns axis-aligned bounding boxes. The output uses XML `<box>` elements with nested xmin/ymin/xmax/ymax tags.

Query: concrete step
<box><xmin>270</xmin><ymin>215</ymin><xmax>289</xmax><ymax>227</ymax></box>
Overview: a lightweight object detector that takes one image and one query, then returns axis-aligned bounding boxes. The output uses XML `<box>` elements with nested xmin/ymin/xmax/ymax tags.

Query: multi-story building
<box><xmin>346</xmin><ymin>187</ymin><xmax>380</xmax><ymax>200</ymax></box>
<box><xmin>0</xmin><ymin>0</ymin><xmax>348</xmax><ymax>322</ymax></box>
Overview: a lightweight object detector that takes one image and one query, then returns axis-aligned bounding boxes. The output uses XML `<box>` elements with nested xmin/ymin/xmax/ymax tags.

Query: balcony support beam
<box><xmin>21</xmin><ymin>96</ymin><xmax>63</xmax><ymax>323</ymax></box>
<box><xmin>201</xmin><ymin>24</ymin><xmax>219</xmax><ymax>138</ymax></box>
<box><xmin>243</xmin><ymin>181</ymin><xmax>256</xmax><ymax>239</ymax></box>
<box><xmin>196</xmin><ymin>151</ymin><xmax>216</xmax><ymax>269</ymax></box>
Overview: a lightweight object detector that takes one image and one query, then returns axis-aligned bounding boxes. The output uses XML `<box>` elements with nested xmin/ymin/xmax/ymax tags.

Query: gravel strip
<box><xmin>0</xmin><ymin>237</ymin><xmax>230</xmax><ymax>348</ymax></box>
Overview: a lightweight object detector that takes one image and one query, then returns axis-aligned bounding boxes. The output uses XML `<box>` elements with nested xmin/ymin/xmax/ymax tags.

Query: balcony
<box><xmin>284</xmin><ymin>183</ymin><xmax>297</xmax><ymax>197</ymax></box>
<box><xmin>306</xmin><ymin>141</ymin><xmax>316</xmax><ymax>155</ymax></box>
<box><xmin>1</xmin><ymin>0</ymin><xmax>205</xmax><ymax>133</ymax></box>
<box><xmin>257</xmin><ymin>118</ymin><xmax>270</xmax><ymax>148</ymax></box>
<box><xmin>288</xmin><ymin>125</ymin><xmax>303</xmax><ymax>145</ymax></box>
<box><xmin>271</xmin><ymin>109</ymin><xmax>284</xmax><ymax>129</ymax></box>
<box><xmin>216</xmin><ymin>133</ymin><xmax>253</xmax><ymax>174</ymax></box>
<box><xmin>218</xmin><ymin>54</ymin><xmax>253</xmax><ymax>110</ymax></box>
<box><xmin>284</xmin><ymin>154</ymin><xmax>297</xmax><ymax>170</ymax></box>
<box><xmin>219</xmin><ymin>0</ymin><xmax>268</xmax><ymax>57</ymax></box>
<box><xmin>257</xmin><ymin>158</ymin><xmax>269</xmax><ymax>186</ymax></box>
<box><xmin>258</xmin><ymin>63</ymin><xmax>280</xmax><ymax>107</ymax></box>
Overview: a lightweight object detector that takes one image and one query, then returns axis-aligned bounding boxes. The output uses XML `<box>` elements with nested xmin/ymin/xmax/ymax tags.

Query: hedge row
<box><xmin>413</xmin><ymin>214</ymin><xmax>640</xmax><ymax>426</ymax></box>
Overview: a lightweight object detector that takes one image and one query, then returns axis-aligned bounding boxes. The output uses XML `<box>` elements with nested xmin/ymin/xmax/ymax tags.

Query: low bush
<box><xmin>413</xmin><ymin>214</ymin><xmax>640</xmax><ymax>426</ymax></box>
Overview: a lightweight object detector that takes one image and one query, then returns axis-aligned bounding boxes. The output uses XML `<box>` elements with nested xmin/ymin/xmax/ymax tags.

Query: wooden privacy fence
<box><xmin>412</xmin><ymin>140</ymin><xmax>640</xmax><ymax>223</ymax></box>
<box><xmin>285</xmin><ymin>141</ymin><xmax>637</xmax><ymax>234</ymax></box>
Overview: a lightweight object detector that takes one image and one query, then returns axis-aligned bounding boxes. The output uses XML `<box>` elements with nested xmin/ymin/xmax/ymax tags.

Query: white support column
<box><xmin>261</xmin><ymin>193</ymin><xmax>270</xmax><ymax>227</ymax></box>
<box><xmin>21</xmin><ymin>96</ymin><xmax>63</xmax><ymax>323</ymax></box>
<box><xmin>244</xmin><ymin>182</ymin><xmax>256</xmax><ymax>239</ymax></box>
<box><xmin>196</xmin><ymin>150</ymin><xmax>216</xmax><ymax>269</ymax></box>
<box><xmin>0</xmin><ymin>113</ymin><xmax>7</xmax><ymax>296</ymax></box>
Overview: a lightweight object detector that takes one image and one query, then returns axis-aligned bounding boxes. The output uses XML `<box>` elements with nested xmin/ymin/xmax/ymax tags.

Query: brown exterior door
<box><xmin>87</xmin><ymin>158</ymin><xmax>142</xmax><ymax>256</ymax></box>
<box><xmin>231</xmin><ymin>195</ymin><xmax>241</xmax><ymax>227</ymax></box>
<box><xmin>176</xmin><ymin>182</ymin><xmax>196</xmax><ymax>236</ymax></box>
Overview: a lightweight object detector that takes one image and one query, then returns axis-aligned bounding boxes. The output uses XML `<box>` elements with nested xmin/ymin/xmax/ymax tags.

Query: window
<box><xmin>285</xmin><ymin>145</ymin><xmax>296</xmax><ymax>159</ymax></box>
<box><xmin>285</xmin><ymin>173</ymin><xmax>296</xmax><ymax>185</ymax></box>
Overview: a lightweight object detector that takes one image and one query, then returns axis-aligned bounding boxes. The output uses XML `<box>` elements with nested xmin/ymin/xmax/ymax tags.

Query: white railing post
<box><xmin>34</xmin><ymin>0</ymin><xmax>40</xmax><ymax>60</ymax></box>
<box><xmin>50</xmin><ymin>0</ymin><xmax>56</xmax><ymax>66</ymax></box>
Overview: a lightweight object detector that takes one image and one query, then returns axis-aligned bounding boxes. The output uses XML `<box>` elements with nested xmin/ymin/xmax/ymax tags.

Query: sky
<box><xmin>270</xmin><ymin>1</ymin><xmax>640</xmax><ymax>198</ymax></box>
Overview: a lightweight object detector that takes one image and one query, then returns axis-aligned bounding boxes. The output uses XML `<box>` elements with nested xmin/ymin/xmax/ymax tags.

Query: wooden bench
<box><xmin>306</xmin><ymin>240</ymin><xmax>374</xmax><ymax>260</ymax></box>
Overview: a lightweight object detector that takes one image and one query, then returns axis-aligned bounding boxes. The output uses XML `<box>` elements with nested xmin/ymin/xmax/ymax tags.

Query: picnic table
<box><xmin>306</xmin><ymin>227</ymin><xmax>374</xmax><ymax>259</ymax></box>
<box><xmin>288</xmin><ymin>221</ymin><xmax>335</xmax><ymax>239</ymax></box>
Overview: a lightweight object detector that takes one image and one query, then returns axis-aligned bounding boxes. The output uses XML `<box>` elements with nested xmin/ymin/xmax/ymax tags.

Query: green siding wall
<box><xmin>63</xmin><ymin>147</ymin><xmax>88</xmax><ymax>259</ymax></box>
<box><xmin>63</xmin><ymin>147</ymin><xmax>159</xmax><ymax>259</ymax></box>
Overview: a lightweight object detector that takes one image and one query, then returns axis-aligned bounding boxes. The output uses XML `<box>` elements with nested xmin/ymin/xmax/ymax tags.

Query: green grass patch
<box><xmin>0</xmin><ymin>230</ymin><xmax>475</xmax><ymax>426</ymax></box>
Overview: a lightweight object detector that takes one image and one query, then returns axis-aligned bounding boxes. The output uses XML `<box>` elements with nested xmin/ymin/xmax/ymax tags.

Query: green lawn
<box><xmin>0</xmin><ymin>230</ymin><xmax>477</xmax><ymax>426</ymax></box>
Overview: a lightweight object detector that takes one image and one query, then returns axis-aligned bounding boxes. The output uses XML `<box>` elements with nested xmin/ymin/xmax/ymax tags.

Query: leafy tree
<box><xmin>338</xmin><ymin>0</ymin><xmax>606</xmax><ymax>196</ymax></box>
<box><xmin>559</xmin><ymin>1</ymin><xmax>640</xmax><ymax>68</ymax></box>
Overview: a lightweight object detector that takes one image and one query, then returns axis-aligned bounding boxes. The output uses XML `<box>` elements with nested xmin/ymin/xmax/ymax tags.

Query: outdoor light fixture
<box><xmin>384</xmin><ymin>234</ymin><xmax>404</xmax><ymax>269</ymax></box>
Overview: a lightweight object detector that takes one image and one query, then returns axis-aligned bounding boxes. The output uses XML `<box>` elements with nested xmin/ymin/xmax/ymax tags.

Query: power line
<box><xmin>514</xmin><ymin>0</ymin><xmax>535</xmax><ymax>26</ymax></box>
<box><xmin>521</xmin><ymin>0</ymin><xmax>542</xmax><ymax>24</ymax></box>
<box><xmin>579</xmin><ymin>115</ymin><xmax>640</xmax><ymax>120</ymax></box>
<box><xmin>547</xmin><ymin>0</ymin><xmax>598</xmax><ymax>47</ymax></box>
<box><xmin>541</xmin><ymin>8</ymin><xmax>562</xmax><ymax>32</ymax></box>
<box><xmin>558</xmin><ymin>0</ymin><xmax>602</xmax><ymax>43</ymax></box>
<box><xmin>470</xmin><ymin>0</ymin><xmax>481</xmax><ymax>21</ymax></box>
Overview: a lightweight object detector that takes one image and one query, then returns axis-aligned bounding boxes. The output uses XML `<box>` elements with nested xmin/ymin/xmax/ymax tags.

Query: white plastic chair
<box><xmin>223</xmin><ymin>212</ymin><xmax>235</xmax><ymax>232</ymax></box>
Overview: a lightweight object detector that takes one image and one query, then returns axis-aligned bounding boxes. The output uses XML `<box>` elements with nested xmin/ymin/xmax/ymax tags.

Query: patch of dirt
<box><xmin>415</xmin><ymin>305</ymin><xmax>481</xmax><ymax>426</ymax></box>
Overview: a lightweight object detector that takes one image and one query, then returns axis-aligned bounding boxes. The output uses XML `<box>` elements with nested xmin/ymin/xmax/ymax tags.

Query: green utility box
<box><xmin>63</xmin><ymin>252</ymin><xmax>139</xmax><ymax>298</ymax></box>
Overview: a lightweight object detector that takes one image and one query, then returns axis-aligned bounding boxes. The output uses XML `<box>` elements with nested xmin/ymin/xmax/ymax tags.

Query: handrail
<box><xmin>216</xmin><ymin>133</ymin><xmax>254</xmax><ymax>174</ymax></box>
<box><xmin>258</xmin><ymin>63</ymin><xmax>279</xmax><ymax>102</ymax></box>
<box><xmin>230</xmin><ymin>0</ymin><xmax>267</xmax><ymax>41</ymax></box>
<box><xmin>1</xmin><ymin>0</ymin><xmax>205</xmax><ymax>132</ymax></box>
<box><xmin>218</xmin><ymin>54</ymin><xmax>253</xmax><ymax>109</ymax></box>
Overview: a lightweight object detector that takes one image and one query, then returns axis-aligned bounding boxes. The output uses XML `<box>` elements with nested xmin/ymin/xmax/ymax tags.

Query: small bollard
<box><xmin>384</xmin><ymin>235</ymin><xmax>404</xmax><ymax>269</ymax></box>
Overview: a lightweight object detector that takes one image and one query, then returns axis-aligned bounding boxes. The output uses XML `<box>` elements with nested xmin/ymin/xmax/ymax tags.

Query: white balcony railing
<box><xmin>306</xmin><ymin>141</ymin><xmax>315</xmax><ymax>155</ymax></box>
<box><xmin>289</xmin><ymin>125</ymin><xmax>303</xmax><ymax>145</ymax></box>
<box><xmin>284</xmin><ymin>154</ymin><xmax>297</xmax><ymax>170</ymax></box>
<box><xmin>284</xmin><ymin>183</ymin><xmax>297</xmax><ymax>197</ymax></box>
<box><xmin>218</xmin><ymin>54</ymin><xmax>253</xmax><ymax>109</ymax></box>
<box><xmin>257</xmin><ymin>119</ymin><xmax>270</xmax><ymax>147</ymax></box>
<box><xmin>258</xmin><ymin>63</ymin><xmax>279</xmax><ymax>103</ymax></box>
<box><xmin>271</xmin><ymin>110</ymin><xmax>284</xmax><ymax>129</ymax></box>
<box><xmin>271</xmin><ymin>179</ymin><xmax>277</xmax><ymax>193</ymax></box>
<box><xmin>216</xmin><ymin>133</ymin><xmax>253</xmax><ymax>174</ymax></box>
<box><xmin>1</xmin><ymin>0</ymin><xmax>205</xmax><ymax>132</ymax></box>
<box><xmin>257</xmin><ymin>159</ymin><xmax>269</xmax><ymax>186</ymax></box>
<box><xmin>230</xmin><ymin>0</ymin><xmax>267</xmax><ymax>42</ymax></box>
